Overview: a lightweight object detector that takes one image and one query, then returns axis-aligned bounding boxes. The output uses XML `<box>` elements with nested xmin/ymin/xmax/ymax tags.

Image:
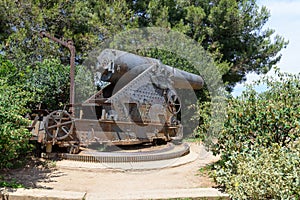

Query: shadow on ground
<box><xmin>0</xmin><ymin>157</ymin><xmax>65</xmax><ymax>189</ymax></box>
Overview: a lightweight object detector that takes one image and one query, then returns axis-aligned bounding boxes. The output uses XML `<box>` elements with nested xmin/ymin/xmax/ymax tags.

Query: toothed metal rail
<box><xmin>58</xmin><ymin>143</ymin><xmax>190</xmax><ymax>163</ymax></box>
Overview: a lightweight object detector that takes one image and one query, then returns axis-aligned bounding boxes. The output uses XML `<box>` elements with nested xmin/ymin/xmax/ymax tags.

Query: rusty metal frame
<box><xmin>39</xmin><ymin>31</ymin><xmax>75</xmax><ymax>114</ymax></box>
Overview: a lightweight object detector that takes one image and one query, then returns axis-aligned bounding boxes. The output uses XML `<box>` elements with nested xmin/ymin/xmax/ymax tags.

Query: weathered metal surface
<box><xmin>59</xmin><ymin>143</ymin><xmax>190</xmax><ymax>163</ymax></box>
<box><xmin>74</xmin><ymin>118</ymin><xmax>181</xmax><ymax>146</ymax></box>
<box><xmin>44</xmin><ymin>110</ymin><xmax>75</xmax><ymax>143</ymax></box>
<box><xmin>39</xmin><ymin>31</ymin><xmax>76</xmax><ymax>114</ymax></box>
<box><xmin>96</xmin><ymin>49</ymin><xmax>204</xmax><ymax>90</ymax></box>
<box><xmin>30</xmin><ymin>46</ymin><xmax>203</xmax><ymax>160</ymax></box>
<box><xmin>101</xmin><ymin>64</ymin><xmax>173</xmax><ymax>122</ymax></box>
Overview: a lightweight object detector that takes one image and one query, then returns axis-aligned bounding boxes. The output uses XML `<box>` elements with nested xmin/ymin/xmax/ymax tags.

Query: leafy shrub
<box><xmin>0</xmin><ymin>82</ymin><xmax>33</xmax><ymax>169</ymax></box>
<box><xmin>0</xmin><ymin>55</ymin><xmax>19</xmax><ymax>85</ymax></box>
<box><xmin>74</xmin><ymin>64</ymin><xmax>97</xmax><ymax>104</ymax></box>
<box><xmin>216</xmin><ymin>144</ymin><xmax>300</xmax><ymax>199</ymax></box>
<box><xmin>0</xmin><ymin>57</ymin><xmax>35</xmax><ymax>169</ymax></box>
<box><xmin>198</xmin><ymin>69</ymin><xmax>300</xmax><ymax>199</ymax></box>
<box><xmin>26</xmin><ymin>59</ymin><xmax>70</xmax><ymax>110</ymax></box>
<box><xmin>202</xmin><ymin>69</ymin><xmax>300</xmax><ymax>157</ymax></box>
<box><xmin>27</xmin><ymin>59</ymin><xmax>97</xmax><ymax>109</ymax></box>
<box><xmin>0</xmin><ymin>176</ymin><xmax>23</xmax><ymax>188</ymax></box>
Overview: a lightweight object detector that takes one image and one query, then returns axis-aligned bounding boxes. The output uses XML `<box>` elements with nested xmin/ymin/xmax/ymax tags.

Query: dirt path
<box><xmin>3</xmin><ymin>143</ymin><xmax>220</xmax><ymax>199</ymax></box>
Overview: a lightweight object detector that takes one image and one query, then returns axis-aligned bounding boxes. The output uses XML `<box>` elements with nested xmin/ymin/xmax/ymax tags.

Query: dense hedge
<box><xmin>0</xmin><ymin>81</ymin><xmax>34</xmax><ymax>168</ymax></box>
<box><xmin>26</xmin><ymin>59</ymin><xmax>70</xmax><ymax>110</ymax></box>
<box><xmin>215</xmin><ymin>144</ymin><xmax>300</xmax><ymax>199</ymax></box>
<box><xmin>0</xmin><ymin>56</ymin><xmax>71</xmax><ymax>168</ymax></box>
<box><xmin>199</xmin><ymin>69</ymin><xmax>300</xmax><ymax>199</ymax></box>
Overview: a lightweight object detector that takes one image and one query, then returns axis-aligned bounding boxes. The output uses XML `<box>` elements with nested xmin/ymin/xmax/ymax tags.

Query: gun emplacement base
<box><xmin>59</xmin><ymin>142</ymin><xmax>189</xmax><ymax>163</ymax></box>
<box><xmin>40</xmin><ymin>142</ymin><xmax>190</xmax><ymax>164</ymax></box>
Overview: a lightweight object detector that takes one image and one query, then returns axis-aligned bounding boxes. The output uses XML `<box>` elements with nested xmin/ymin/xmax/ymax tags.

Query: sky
<box><xmin>232</xmin><ymin>0</ymin><xmax>300</xmax><ymax>96</ymax></box>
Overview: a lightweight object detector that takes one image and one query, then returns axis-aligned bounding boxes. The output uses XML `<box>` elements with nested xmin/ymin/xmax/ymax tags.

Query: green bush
<box><xmin>216</xmin><ymin>144</ymin><xmax>300</xmax><ymax>199</ymax></box>
<box><xmin>0</xmin><ymin>57</ymin><xmax>35</xmax><ymax>169</ymax></box>
<box><xmin>198</xmin><ymin>69</ymin><xmax>300</xmax><ymax>199</ymax></box>
<box><xmin>0</xmin><ymin>81</ymin><xmax>33</xmax><ymax>169</ymax></box>
<box><xmin>26</xmin><ymin>59</ymin><xmax>70</xmax><ymax>110</ymax></box>
<box><xmin>74</xmin><ymin>64</ymin><xmax>97</xmax><ymax>104</ymax></box>
<box><xmin>205</xmin><ymin>69</ymin><xmax>300</xmax><ymax>157</ymax></box>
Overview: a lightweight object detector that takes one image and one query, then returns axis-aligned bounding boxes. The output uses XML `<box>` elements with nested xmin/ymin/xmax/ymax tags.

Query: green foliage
<box><xmin>0</xmin><ymin>68</ymin><xmax>33</xmax><ymax>169</ymax></box>
<box><xmin>198</xmin><ymin>69</ymin><xmax>300</xmax><ymax>199</ymax></box>
<box><xmin>0</xmin><ymin>56</ymin><xmax>18</xmax><ymax>84</ymax></box>
<box><xmin>0</xmin><ymin>56</ymin><xmax>35</xmax><ymax>169</ymax></box>
<box><xmin>26</xmin><ymin>59</ymin><xmax>70</xmax><ymax>110</ymax></box>
<box><xmin>127</xmin><ymin>0</ymin><xmax>288</xmax><ymax>90</ymax></box>
<box><xmin>193</xmin><ymin>93</ymin><xmax>227</xmax><ymax>143</ymax></box>
<box><xmin>0</xmin><ymin>55</ymin><xmax>71</xmax><ymax>110</ymax></box>
<box><xmin>140</xmin><ymin>48</ymin><xmax>199</xmax><ymax>75</ymax></box>
<box><xmin>0</xmin><ymin>0</ymin><xmax>287</xmax><ymax>90</ymax></box>
<box><xmin>75</xmin><ymin>64</ymin><xmax>97</xmax><ymax>104</ymax></box>
<box><xmin>0</xmin><ymin>0</ymin><xmax>133</xmax><ymax>66</ymax></box>
<box><xmin>218</xmin><ymin>70</ymin><xmax>300</xmax><ymax>157</ymax></box>
<box><xmin>0</xmin><ymin>176</ymin><xmax>24</xmax><ymax>188</ymax></box>
<box><xmin>216</xmin><ymin>144</ymin><xmax>300</xmax><ymax>199</ymax></box>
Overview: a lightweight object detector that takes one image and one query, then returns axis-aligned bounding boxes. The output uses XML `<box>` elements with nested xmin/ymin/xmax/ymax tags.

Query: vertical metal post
<box><xmin>39</xmin><ymin>31</ymin><xmax>75</xmax><ymax>114</ymax></box>
<box><xmin>67</xmin><ymin>40</ymin><xmax>75</xmax><ymax>114</ymax></box>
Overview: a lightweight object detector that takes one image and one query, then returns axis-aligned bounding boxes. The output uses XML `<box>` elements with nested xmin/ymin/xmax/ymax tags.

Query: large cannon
<box><xmin>96</xmin><ymin>49</ymin><xmax>203</xmax><ymax>89</ymax></box>
<box><xmin>30</xmin><ymin>49</ymin><xmax>204</xmax><ymax>154</ymax></box>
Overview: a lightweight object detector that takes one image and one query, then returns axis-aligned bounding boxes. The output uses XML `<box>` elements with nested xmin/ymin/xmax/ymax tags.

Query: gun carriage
<box><xmin>29</xmin><ymin>32</ymin><xmax>203</xmax><ymax>159</ymax></box>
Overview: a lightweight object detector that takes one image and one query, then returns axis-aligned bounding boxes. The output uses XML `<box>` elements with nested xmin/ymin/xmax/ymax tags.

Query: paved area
<box><xmin>1</xmin><ymin>188</ymin><xmax>228</xmax><ymax>200</ymax></box>
<box><xmin>86</xmin><ymin>188</ymin><xmax>229</xmax><ymax>199</ymax></box>
<box><xmin>1</xmin><ymin>188</ymin><xmax>86</xmax><ymax>200</ymax></box>
<box><xmin>1</xmin><ymin>143</ymin><xmax>228</xmax><ymax>200</ymax></box>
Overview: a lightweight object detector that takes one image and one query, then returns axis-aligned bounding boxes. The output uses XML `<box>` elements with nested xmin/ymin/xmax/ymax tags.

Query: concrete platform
<box><xmin>87</xmin><ymin>188</ymin><xmax>229</xmax><ymax>199</ymax></box>
<box><xmin>55</xmin><ymin>143</ymin><xmax>218</xmax><ymax>171</ymax></box>
<box><xmin>1</xmin><ymin>144</ymin><xmax>226</xmax><ymax>200</ymax></box>
<box><xmin>1</xmin><ymin>188</ymin><xmax>228</xmax><ymax>200</ymax></box>
<box><xmin>0</xmin><ymin>188</ymin><xmax>86</xmax><ymax>200</ymax></box>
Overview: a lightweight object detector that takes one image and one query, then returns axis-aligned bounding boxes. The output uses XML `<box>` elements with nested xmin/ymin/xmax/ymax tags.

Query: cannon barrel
<box><xmin>97</xmin><ymin>49</ymin><xmax>204</xmax><ymax>90</ymax></box>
